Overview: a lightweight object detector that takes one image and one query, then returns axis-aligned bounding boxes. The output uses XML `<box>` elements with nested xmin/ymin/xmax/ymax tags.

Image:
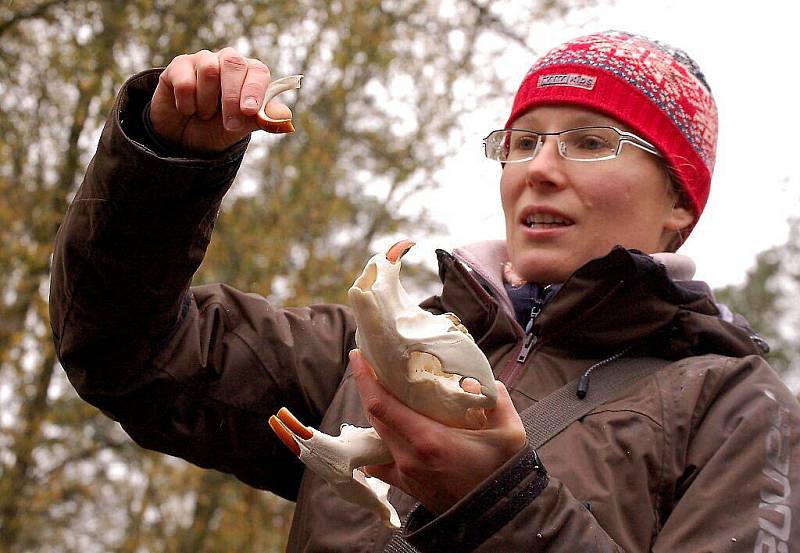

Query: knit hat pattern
<box><xmin>506</xmin><ymin>31</ymin><xmax>718</xmax><ymax>223</ymax></box>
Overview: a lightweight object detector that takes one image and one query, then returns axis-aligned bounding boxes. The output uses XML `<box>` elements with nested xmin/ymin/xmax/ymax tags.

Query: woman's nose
<box><xmin>524</xmin><ymin>136</ymin><xmax>566</xmax><ymax>188</ymax></box>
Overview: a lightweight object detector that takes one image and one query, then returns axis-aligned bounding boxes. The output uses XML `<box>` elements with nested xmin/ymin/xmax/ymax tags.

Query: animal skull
<box><xmin>348</xmin><ymin>239</ymin><xmax>497</xmax><ymax>425</ymax></box>
<box><xmin>269</xmin><ymin>240</ymin><xmax>497</xmax><ymax>528</ymax></box>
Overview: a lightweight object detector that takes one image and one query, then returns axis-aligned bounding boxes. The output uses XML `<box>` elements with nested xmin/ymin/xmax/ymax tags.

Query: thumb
<box><xmin>263</xmin><ymin>99</ymin><xmax>292</xmax><ymax>120</ymax></box>
<box><xmin>486</xmin><ymin>382</ymin><xmax>527</xmax><ymax>454</ymax></box>
<box><xmin>255</xmin><ymin>100</ymin><xmax>295</xmax><ymax>134</ymax></box>
<box><xmin>485</xmin><ymin>381</ymin><xmax>519</xmax><ymax>426</ymax></box>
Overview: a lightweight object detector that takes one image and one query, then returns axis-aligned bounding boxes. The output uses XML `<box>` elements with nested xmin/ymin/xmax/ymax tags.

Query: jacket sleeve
<box><xmin>49</xmin><ymin>69</ymin><xmax>355</xmax><ymax>500</ymax></box>
<box><xmin>405</xmin><ymin>354</ymin><xmax>800</xmax><ymax>552</ymax></box>
<box><xmin>404</xmin><ymin>446</ymin><xmax>625</xmax><ymax>553</ymax></box>
<box><xmin>651</xmin><ymin>354</ymin><xmax>800</xmax><ymax>552</ymax></box>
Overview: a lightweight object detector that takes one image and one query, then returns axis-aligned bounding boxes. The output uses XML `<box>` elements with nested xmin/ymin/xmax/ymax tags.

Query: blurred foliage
<box><xmin>0</xmin><ymin>0</ymin><xmax>587</xmax><ymax>551</ymax></box>
<box><xmin>715</xmin><ymin>218</ymin><xmax>800</xmax><ymax>380</ymax></box>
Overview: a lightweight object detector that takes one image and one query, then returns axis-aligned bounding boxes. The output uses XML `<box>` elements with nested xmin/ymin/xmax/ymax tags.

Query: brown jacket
<box><xmin>51</xmin><ymin>70</ymin><xmax>800</xmax><ymax>552</ymax></box>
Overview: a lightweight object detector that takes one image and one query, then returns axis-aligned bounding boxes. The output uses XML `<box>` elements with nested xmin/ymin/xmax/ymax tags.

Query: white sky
<box><xmin>414</xmin><ymin>0</ymin><xmax>799</xmax><ymax>289</ymax></box>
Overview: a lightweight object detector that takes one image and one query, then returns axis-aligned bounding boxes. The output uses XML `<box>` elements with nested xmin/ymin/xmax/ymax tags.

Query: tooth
<box><xmin>257</xmin><ymin>75</ymin><xmax>303</xmax><ymax>134</ymax></box>
<box><xmin>526</xmin><ymin>213</ymin><xmax>570</xmax><ymax>225</ymax></box>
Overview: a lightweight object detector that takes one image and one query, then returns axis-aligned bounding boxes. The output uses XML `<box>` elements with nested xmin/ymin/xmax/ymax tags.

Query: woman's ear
<box><xmin>664</xmin><ymin>204</ymin><xmax>694</xmax><ymax>233</ymax></box>
<box><xmin>659</xmin><ymin>204</ymin><xmax>695</xmax><ymax>252</ymax></box>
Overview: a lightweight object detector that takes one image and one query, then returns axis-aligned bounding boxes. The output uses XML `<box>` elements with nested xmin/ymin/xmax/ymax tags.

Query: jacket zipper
<box><xmin>517</xmin><ymin>300</ymin><xmax>542</xmax><ymax>363</ymax></box>
<box><xmin>500</xmin><ymin>291</ymin><xmax>547</xmax><ymax>384</ymax></box>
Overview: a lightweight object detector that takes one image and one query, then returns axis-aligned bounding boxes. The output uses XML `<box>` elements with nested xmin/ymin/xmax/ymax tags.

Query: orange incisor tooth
<box><xmin>256</xmin><ymin>116</ymin><xmax>295</xmax><ymax>134</ymax></box>
<box><xmin>385</xmin><ymin>239</ymin><xmax>416</xmax><ymax>264</ymax></box>
<box><xmin>268</xmin><ymin>416</ymin><xmax>301</xmax><ymax>456</ymax></box>
<box><xmin>277</xmin><ymin>407</ymin><xmax>313</xmax><ymax>439</ymax></box>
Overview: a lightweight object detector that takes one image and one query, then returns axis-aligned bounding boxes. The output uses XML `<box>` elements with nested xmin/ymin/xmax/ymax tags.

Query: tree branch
<box><xmin>0</xmin><ymin>0</ymin><xmax>70</xmax><ymax>36</ymax></box>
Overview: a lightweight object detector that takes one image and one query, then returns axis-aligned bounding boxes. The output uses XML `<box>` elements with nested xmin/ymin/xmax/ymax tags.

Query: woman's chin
<box><xmin>514</xmin><ymin>261</ymin><xmax>573</xmax><ymax>286</ymax></box>
<box><xmin>510</xmin><ymin>248</ymin><xmax>597</xmax><ymax>285</ymax></box>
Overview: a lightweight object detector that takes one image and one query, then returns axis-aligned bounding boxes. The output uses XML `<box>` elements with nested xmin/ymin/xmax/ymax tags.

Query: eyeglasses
<box><xmin>483</xmin><ymin>126</ymin><xmax>662</xmax><ymax>163</ymax></box>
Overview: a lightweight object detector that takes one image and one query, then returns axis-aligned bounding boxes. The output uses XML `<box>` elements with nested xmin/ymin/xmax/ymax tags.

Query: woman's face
<box><xmin>500</xmin><ymin>105</ymin><xmax>693</xmax><ymax>284</ymax></box>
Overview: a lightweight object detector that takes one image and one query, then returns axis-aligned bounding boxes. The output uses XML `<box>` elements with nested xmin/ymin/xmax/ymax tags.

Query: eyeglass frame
<box><xmin>482</xmin><ymin>126</ymin><xmax>662</xmax><ymax>163</ymax></box>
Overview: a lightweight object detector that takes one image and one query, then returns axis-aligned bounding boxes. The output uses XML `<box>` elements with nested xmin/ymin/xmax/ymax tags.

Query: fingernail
<box><xmin>244</xmin><ymin>97</ymin><xmax>258</xmax><ymax>109</ymax></box>
<box><xmin>349</xmin><ymin>349</ymin><xmax>361</xmax><ymax>365</ymax></box>
<box><xmin>227</xmin><ymin>116</ymin><xmax>242</xmax><ymax>130</ymax></box>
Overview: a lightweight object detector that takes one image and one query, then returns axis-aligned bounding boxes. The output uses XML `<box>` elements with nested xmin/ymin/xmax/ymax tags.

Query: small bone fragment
<box><xmin>257</xmin><ymin>75</ymin><xmax>303</xmax><ymax>133</ymax></box>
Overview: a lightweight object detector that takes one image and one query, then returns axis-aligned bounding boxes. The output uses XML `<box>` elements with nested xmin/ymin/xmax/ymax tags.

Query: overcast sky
<box><xmin>410</xmin><ymin>0</ymin><xmax>798</xmax><ymax>289</ymax></box>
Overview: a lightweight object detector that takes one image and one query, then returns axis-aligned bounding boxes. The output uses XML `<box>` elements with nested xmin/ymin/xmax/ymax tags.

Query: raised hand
<box><xmin>149</xmin><ymin>47</ymin><xmax>295</xmax><ymax>154</ymax></box>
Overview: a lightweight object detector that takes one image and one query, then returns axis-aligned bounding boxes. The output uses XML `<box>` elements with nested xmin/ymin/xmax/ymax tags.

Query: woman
<box><xmin>51</xmin><ymin>31</ymin><xmax>799</xmax><ymax>551</ymax></box>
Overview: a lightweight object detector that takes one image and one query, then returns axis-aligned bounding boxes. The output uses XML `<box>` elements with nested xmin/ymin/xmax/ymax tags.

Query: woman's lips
<box><xmin>519</xmin><ymin>206</ymin><xmax>575</xmax><ymax>232</ymax></box>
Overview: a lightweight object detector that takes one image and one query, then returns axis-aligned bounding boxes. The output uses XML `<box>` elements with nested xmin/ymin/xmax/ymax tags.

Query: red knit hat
<box><xmin>506</xmin><ymin>31</ymin><xmax>718</xmax><ymax>236</ymax></box>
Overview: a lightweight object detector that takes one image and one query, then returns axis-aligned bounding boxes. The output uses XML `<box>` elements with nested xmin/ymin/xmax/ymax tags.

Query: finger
<box><xmin>363</xmin><ymin>461</ymin><xmax>400</xmax><ymax>487</ymax></box>
<box><xmin>240</xmin><ymin>58</ymin><xmax>271</xmax><ymax>116</ymax></box>
<box><xmin>363</xmin><ymin>461</ymin><xmax>416</xmax><ymax>500</ymax></box>
<box><xmin>460</xmin><ymin>378</ymin><xmax>487</xmax><ymax>429</ymax></box>
<box><xmin>368</xmin><ymin>408</ymin><xmax>413</xmax><ymax>449</ymax></box>
<box><xmin>257</xmin><ymin>100</ymin><xmax>294</xmax><ymax>133</ymax></box>
<box><xmin>218</xmin><ymin>47</ymin><xmax>249</xmax><ymax>131</ymax></box>
<box><xmin>349</xmin><ymin>349</ymin><xmax>376</xmax><ymax>379</ymax></box>
<box><xmin>163</xmin><ymin>54</ymin><xmax>198</xmax><ymax>117</ymax></box>
<box><xmin>463</xmin><ymin>406</ymin><xmax>488</xmax><ymax>430</ymax></box>
<box><xmin>194</xmin><ymin>50</ymin><xmax>221</xmax><ymax>120</ymax></box>
<box><xmin>484</xmin><ymin>382</ymin><xmax>526</xmax><ymax>452</ymax></box>
<box><xmin>460</xmin><ymin>377</ymin><xmax>481</xmax><ymax>394</ymax></box>
<box><xmin>262</xmin><ymin>99</ymin><xmax>292</xmax><ymax>121</ymax></box>
<box><xmin>350</xmin><ymin>350</ymin><xmax>432</xmax><ymax>437</ymax></box>
<box><xmin>368</xmin><ymin>413</ymin><xmax>448</xmax><ymax>496</ymax></box>
<box><xmin>485</xmin><ymin>381</ymin><xmax>516</xmax><ymax>423</ymax></box>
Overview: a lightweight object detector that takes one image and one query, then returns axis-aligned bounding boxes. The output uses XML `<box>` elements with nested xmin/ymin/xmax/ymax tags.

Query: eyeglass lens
<box><xmin>487</xmin><ymin>128</ymin><xmax>623</xmax><ymax>162</ymax></box>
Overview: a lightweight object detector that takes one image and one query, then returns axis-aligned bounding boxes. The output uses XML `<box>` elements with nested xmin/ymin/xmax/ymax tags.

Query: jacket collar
<box><xmin>439</xmin><ymin>241</ymin><xmax>764</xmax><ymax>360</ymax></box>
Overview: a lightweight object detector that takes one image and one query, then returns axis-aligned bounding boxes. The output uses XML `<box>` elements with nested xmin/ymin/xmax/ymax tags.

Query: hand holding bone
<box><xmin>150</xmin><ymin>47</ymin><xmax>301</xmax><ymax>154</ymax></box>
<box><xmin>269</xmin><ymin>241</ymin><xmax>522</xmax><ymax>527</ymax></box>
<box><xmin>351</xmin><ymin>350</ymin><xmax>526</xmax><ymax>515</ymax></box>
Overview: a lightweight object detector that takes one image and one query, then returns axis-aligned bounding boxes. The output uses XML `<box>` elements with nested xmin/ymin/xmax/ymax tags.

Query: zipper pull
<box><xmin>517</xmin><ymin>332</ymin><xmax>537</xmax><ymax>363</ymax></box>
<box><xmin>516</xmin><ymin>301</ymin><xmax>542</xmax><ymax>364</ymax></box>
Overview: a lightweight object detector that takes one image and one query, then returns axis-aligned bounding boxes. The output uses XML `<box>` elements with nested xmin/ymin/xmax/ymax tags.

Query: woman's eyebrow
<box><xmin>570</xmin><ymin>116</ymin><xmax>618</xmax><ymax>128</ymax></box>
<box><xmin>511</xmin><ymin>115</ymin><xmax>622</xmax><ymax>131</ymax></box>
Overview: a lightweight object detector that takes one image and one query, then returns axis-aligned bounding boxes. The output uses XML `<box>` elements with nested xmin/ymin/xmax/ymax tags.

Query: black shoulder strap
<box><xmin>521</xmin><ymin>356</ymin><xmax>669</xmax><ymax>449</ymax></box>
<box><xmin>384</xmin><ymin>356</ymin><xmax>670</xmax><ymax>552</ymax></box>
